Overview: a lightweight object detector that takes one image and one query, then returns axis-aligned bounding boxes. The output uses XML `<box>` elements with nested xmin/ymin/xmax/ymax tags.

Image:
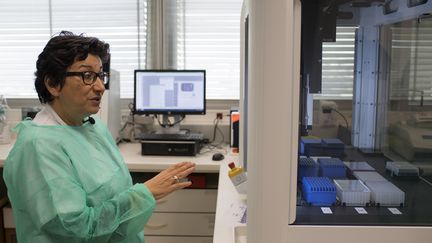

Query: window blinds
<box><xmin>0</xmin><ymin>1</ymin><xmax>50</xmax><ymax>98</ymax></box>
<box><xmin>389</xmin><ymin>19</ymin><xmax>432</xmax><ymax>105</ymax></box>
<box><xmin>50</xmin><ymin>0</ymin><xmax>147</xmax><ymax>99</ymax></box>
<box><xmin>316</xmin><ymin>26</ymin><xmax>357</xmax><ymax>100</ymax></box>
<box><xmin>0</xmin><ymin>0</ymin><xmax>146</xmax><ymax>99</ymax></box>
<box><xmin>176</xmin><ymin>0</ymin><xmax>243</xmax><ymax>100</ymax></box>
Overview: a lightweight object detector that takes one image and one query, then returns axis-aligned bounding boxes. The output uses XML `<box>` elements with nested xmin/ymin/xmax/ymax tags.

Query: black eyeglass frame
<box><xmin>65</xmin><ymin>71</ymin><xmax>109</xmax><ymax>85</ymax></box>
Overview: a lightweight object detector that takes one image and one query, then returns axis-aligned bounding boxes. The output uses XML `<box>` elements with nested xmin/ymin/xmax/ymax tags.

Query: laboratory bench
<box><xmin>0</xmin><ymin>141</ymin><xmax>244</xmax><ymax>243</ymax></box>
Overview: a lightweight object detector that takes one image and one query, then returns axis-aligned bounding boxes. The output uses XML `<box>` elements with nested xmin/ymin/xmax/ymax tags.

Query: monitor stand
<box><xmin>156</xmin><ymin>114</ymin><xmax>186</xmax><ymax>134</ymax></box>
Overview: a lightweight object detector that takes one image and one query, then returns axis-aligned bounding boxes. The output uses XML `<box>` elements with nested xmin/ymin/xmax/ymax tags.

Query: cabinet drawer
<box><xmin>3</xmin><ymin>206</ymin><xmax>15</xmax><ymax>229</ymax></box>
<box><xmin>145</xmin><ymin>236</ymin><xmax>212</xmax><ymax>243</ymax></box>
<box><xmin>145</xmin><ymin>212</ymin><xmax>215</xmax><ymax>236</ymax></box>
<box><xmin>155</xmin><ymin>189</ymin><xmax>217</xmax><ymax>213</ymax></box>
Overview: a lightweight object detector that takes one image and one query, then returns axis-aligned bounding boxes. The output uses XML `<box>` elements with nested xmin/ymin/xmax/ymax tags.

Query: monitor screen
<box><xmin>134</xmin><ymin>70</ymin><xmax>206</xmax><ymax>115</ymax></box>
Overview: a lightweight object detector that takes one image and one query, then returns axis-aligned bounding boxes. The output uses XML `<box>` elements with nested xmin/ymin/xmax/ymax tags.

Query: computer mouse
<box><xmin>212</xmin><ymin>153</ymin><xmax>225</xmax><ymax>161</ymax></box>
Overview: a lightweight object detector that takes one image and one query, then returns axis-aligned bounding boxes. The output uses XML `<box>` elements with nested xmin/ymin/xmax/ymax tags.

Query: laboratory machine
<box><xmin>240</xmin><ymin>0</ymin><xmax>432</xmax><ymax>242</ymax></box>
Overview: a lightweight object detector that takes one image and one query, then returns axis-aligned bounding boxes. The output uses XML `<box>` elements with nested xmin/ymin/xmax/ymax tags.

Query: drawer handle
<box><xmin>156</xmin><ymin>199</ymin><xmax>168</xmax><ymax>205</ymax></box>
<box><xmin>145</xmin><ymin>223</ymin><xmax>168</xmax><ymax>230</ymax></box>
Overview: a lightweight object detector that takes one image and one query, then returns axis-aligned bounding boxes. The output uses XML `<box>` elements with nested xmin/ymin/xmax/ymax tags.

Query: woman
<box><xmin>3</xmin><ymin>31</ymin><xmax>195</xmax><ymax>242</ymax></box>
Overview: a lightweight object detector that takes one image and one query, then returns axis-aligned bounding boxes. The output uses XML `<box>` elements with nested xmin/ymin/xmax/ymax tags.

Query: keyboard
<box><xmin>136</xmin><ymin>132</ymin><xmax>204</xmax><ymax>141</ymax></box>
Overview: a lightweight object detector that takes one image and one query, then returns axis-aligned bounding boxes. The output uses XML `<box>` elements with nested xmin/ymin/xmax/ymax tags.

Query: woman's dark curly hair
<box><xmin>35</xmin><ymin>31</ymin><xmax>110</xmax><ymax>103</ymax></box>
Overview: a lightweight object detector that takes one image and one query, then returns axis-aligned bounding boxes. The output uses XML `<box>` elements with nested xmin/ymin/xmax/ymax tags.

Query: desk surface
<box><xmin>213</xmin><ymin>164</ymin><xmax>247</xmax><ymax>243</ymax></box>
<box><xmin>0</xmin><ymin>141</ymin><xmax>225</xmax><ymax>173</ymax></box>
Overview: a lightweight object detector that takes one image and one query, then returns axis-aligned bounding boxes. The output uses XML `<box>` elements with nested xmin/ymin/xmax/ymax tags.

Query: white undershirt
<box><xmin>33</xmin><ymin>105</ymin><xmax>67</xmax><ymax>126</ymax></box>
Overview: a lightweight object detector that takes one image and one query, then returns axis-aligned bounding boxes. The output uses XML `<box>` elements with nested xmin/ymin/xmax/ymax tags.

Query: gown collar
<box><xmin>32</xmin><ymin>104</ymin><xmax>68</xmax><ymax>126</ymax></box>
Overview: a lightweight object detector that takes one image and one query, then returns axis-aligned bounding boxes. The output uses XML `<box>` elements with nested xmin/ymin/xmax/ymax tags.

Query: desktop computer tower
<box><xmin>140</xmin><ymin>140</ymin><xmax>202</xmax><ymax>156</ymax></box>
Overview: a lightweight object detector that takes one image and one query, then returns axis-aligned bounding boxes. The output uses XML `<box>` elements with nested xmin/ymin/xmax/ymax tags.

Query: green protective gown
<box><xmin>3</xmin><ymin>118</ymin><xmax>156</xmax><ymax>243</ymax></box>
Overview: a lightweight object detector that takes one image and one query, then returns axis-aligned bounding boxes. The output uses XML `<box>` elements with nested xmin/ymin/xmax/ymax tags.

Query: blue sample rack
<box><xmin>298</xmin><ymin>157</ymin><xmax>319</xmax><ymax>180</ymax></box>
<box><xmin>300</xmin><ymin>138</ymin><xmax>323</xmax><ymax>156</ymax></box>
<box><xmin>318</xmin><ymin>158</ymin><xmax>347</xmax><ymax>178</ymax></box>
<box><xmin>302</xmin><ymin>177</ymin><xmax>336</xmax><ymax>206</ymax></box>
<box><xmin>322</xmin><ymin>138</ymin><xmax>345</xmax><ymax>158</ymax></box>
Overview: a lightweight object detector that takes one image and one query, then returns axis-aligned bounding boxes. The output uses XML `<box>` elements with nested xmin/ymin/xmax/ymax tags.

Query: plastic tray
<box><xmin>344</xmin><ymin>161</ymin><xmax>376</xmax><ymax>171</ymax></box>
<box><xmin>333</xmin><ymin>179</ymin><xmax>371</xmax><ymax>206</ymax></box>
<box><xmin>353</xmin><ymin>171</ymin><xmax>387</xmax><ymax>182</ymax></box>
<box><xmin>386</xmin><ymin>161</ymin><xmax>419</xmax><ymax>178</ymax></box>
<box><xmin>364</xmin><ymin>181</ymin><xmax>405</xmax><ymax>206</ymax></box>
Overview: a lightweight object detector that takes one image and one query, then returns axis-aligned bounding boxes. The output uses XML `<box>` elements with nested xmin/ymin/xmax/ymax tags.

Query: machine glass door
<box><xmin>295</xmin><ymin>0</ymin><xmax>432</xmax><ymax>226</ymax></box>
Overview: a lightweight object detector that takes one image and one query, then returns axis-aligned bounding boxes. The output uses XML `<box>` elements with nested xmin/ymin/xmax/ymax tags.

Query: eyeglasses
<box><xmin>65</xmin><ymin>71</ymin><xmax>109</xmax><ymax>85</ymax></box>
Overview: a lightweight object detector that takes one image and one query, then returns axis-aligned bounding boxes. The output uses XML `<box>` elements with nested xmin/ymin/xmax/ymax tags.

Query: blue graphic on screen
<box><xmin>181</xmin><ymin>83</ymin><xmax>194</xmax><ymax>92</ymax></box>
<box><xmin>134</xmin><ymin>71</ymin><xmax>205</xmax><ymax>114</ymax></box>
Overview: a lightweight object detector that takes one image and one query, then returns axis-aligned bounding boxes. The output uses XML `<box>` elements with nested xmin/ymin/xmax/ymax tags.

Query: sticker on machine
<box><xmin>388</xmin><ymin>208</ymin><xmax>402</xmax><ymax>215</ymax></box>
<box><xmin>355</xmin><ymin>207</ymin><xmax>368</xmax><ymax>214</ymax></box>
<box><xmin>321</xmin><ymin>207</ymin><xmax>333</xmax><ymax>214</ymax></box>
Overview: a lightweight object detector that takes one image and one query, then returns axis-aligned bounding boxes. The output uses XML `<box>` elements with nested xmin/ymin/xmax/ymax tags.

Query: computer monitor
<box><xmin>134</xmin><ymin>69</ymin><xmax>206</xmax><ymax>133</ymax></box>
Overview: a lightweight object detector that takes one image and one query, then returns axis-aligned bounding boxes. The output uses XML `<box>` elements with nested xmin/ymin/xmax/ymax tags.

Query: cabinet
<box><xmin>131</xmin><ymin>173</ymin><xmax>219</xmax><ymax>243</ymax></box>
<box><xmin>2</xmin><ymin>176</ymin><xmax>218</xmax><ymax>243</ymax></box>
<box><xmin>2</xmin><ymin>205</ymin><xmax>15</xmax><ymax>243</ymax></box>
<box><xmin>145</xmin><ymin>189</ymin><xmax>217</xmax><ymax>243</ymax></box>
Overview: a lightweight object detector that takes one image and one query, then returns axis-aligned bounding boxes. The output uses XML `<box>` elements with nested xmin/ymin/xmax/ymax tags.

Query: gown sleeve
<box><xmin>13</xmin><ymin>134</ymin><xmax>156</xmax><ymax>241</ymax></box>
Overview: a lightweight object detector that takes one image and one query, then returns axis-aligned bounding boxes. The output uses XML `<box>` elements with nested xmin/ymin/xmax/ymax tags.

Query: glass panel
<box><xmin>380</xmin><ymin>16</ymin><xmax>432</xmax><ymax>223</ymax></box>
<box><xmin>295</xmin><ymin>2</ymin><xmax>432</xmax><ymax>226</ymax></box>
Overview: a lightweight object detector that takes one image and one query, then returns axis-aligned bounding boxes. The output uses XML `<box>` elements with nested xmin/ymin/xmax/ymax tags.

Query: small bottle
<box><xmin>228</xmin><ymin>162</ymin><xmax>247</xmax><ymax>194</ymax></box>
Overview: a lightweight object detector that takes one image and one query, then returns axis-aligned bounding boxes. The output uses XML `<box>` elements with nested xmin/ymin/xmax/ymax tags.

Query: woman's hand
<box><xmin>144</xmin><ymin>161</ymin><xmax>195</xmax><ymax>200</ymax></box>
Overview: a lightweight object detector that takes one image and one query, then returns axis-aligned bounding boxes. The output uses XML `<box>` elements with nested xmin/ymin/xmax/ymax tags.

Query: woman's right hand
<box><xmin>144</xmin><ymin>161</ymin><xmax>195</xmax><ymax>200</ymax></box>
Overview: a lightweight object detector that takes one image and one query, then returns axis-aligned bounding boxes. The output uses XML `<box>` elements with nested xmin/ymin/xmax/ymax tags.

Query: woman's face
<box><xmin>48</xmin><ymin>54</ymin><xmax>105</xmax><ymax>124</ymax></box>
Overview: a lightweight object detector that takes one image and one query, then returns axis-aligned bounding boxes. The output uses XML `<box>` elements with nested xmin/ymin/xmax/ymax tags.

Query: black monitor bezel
<box><xmin>133</xmin><ymin>69</ymin><xmax>206</xmax><ymax>115</ymax></box>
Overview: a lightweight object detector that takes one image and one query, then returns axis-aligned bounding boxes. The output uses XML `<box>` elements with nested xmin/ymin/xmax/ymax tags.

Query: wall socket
<box><xmin>216</xmin><ymin>113</ymin><xmax>223</xmax><ymax>120</ymax></box>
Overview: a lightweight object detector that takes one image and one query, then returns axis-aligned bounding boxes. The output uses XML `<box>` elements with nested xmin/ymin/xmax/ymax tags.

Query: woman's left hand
<box><xmin>144</xmin><ymin>161</ymin><xmax>195</xmax><ymax>200</ymax></box>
